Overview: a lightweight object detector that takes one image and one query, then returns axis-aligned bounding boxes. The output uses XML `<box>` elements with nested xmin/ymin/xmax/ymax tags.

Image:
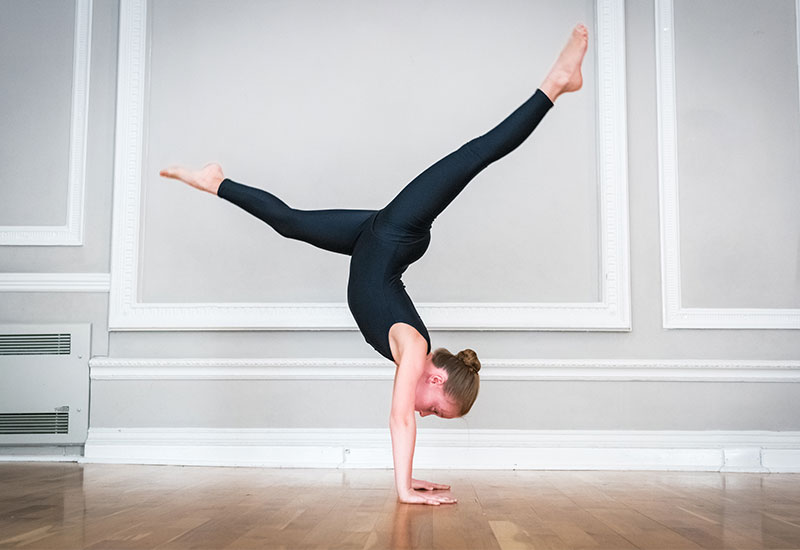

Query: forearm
<box><xmin>389</xmin><ymin>414</ymin><xmax>417</xmax><ymax>498</ymax></box>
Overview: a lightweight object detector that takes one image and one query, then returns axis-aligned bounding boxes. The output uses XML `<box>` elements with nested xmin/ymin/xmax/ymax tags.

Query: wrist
<box><xmin>397</xmin><ymin>486</ymin><xmax>415</xmax><ymax>498</ymax></box>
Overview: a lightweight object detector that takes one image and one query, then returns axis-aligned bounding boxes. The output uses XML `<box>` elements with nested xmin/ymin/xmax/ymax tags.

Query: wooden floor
<box><xmin>1</xmin><ymin>463</ymin><xmax>799</xmax><ymax>549</ymax></box>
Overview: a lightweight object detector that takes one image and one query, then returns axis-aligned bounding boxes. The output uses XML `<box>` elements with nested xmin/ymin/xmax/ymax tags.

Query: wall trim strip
<box><xmin>0</xmin><ymin>273</ymin><xmax>111</xmax><ymax>292</ymax></box>
<box><xmin>88</xmin><ymin>357</ymin><xmax>800</xmax><ymax>382</ymax></box>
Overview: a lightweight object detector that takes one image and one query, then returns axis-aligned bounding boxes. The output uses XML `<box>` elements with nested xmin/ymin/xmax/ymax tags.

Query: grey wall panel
<box><xmin>0</xmin><ymin>0</ymin><xmax>118</xmax><ymax>269</ymax></box>
<box><xmin>90</xmin><ymin>379</ymin><xmax>800</xmax><ymax>431</ymax></box>
<box><xmin>140</xmin><ymin>0</ymin><xmax>599</xmax><ymax>304</ymax></box>
<box><xmin>0</xmin><ymin>293</ymin><xmax>108</xmax><ymax>356</ymax></box>
<box><xmin>674</xmin><ymin>0</ymin><xmax>800</xmax><ymax>308</ymax></box>
<box><xmin>108</xmin><ymin>324</ymin><xmax>800</xmax><ymax>361</ymax></box>
<box><xmin>0</xmin><ymin>0</ymin><xmax>75</xmax><ymax>226</ymax></box>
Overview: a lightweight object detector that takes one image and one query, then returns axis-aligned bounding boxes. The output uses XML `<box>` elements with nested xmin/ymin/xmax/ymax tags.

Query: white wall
<box><xmin>1</xmin><ymin>0</ymin><xmax>799</xmax><ymax>470</ymax></box>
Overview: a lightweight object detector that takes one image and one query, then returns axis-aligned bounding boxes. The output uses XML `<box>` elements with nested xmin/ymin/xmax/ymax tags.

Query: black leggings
<box><xmin>218</xmin><ymin>88</ymin><xmax>554</xmax><ymax>361</ymax></box>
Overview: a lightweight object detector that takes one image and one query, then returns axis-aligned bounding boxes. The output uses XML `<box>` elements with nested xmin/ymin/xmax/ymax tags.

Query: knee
<box><xmin>271</xmin><ymin>208</ymin><xmax>302</xmax><ymax>239</ymax></box>
<box><xmin>464</xmin><ymin>140</ymin><xmax>490</xmax><ymax>165</ymax></box>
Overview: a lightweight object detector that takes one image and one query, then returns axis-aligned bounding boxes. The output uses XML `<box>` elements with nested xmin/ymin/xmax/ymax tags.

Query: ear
<box><xmin>429</xmin><ymin>373</ymin><xmax>446</xmax><ymax>385</ymax></box>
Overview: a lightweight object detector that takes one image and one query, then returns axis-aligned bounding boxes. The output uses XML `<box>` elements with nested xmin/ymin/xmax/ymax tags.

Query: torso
<box><xmin>346</xmin><ymin>212</ymin><xmax>432</xmax><ymax>362</ymax></box>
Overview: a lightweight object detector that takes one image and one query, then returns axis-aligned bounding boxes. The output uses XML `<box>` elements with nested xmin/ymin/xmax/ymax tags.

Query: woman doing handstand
<box><xmin>160</xmin><ymin>24</ymin><xmax>588</xmax><ymax>505</ymax></box>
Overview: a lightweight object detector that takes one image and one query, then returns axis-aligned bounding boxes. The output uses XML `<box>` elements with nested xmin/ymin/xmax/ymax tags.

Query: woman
<box><xmin>160</xmin><ymin>24</ymin><xmax>588</xmax><ymax>506</ymax></box>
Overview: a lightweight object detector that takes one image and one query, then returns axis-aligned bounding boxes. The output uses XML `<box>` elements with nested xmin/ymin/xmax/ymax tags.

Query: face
<box><xmin>414</xmin><ymin>366</ymin><xmax>460</xmax><ymax>419</ymax></box>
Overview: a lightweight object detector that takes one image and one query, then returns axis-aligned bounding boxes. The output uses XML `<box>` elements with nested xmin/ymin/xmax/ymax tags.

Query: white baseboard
<box><xmin>0</xmin><ymin>445</ymin><xmax>83</xmax><ymax>462</ymax></box>
<box><xmin>0</xmin><ymin>455</ymin><xmax>81</xmax><ymax>463</ymax></box>
<box><xmin>81</xmin><ymin>428</ymin><xmax>800</xmax><ymax>472</ymax></box>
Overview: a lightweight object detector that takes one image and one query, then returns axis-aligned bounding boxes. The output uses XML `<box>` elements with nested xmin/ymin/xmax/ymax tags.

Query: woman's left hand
<box><xmin>411</xmin><ymin>478</ymin><xmax>450</xmax><ymax>491</ymax></box>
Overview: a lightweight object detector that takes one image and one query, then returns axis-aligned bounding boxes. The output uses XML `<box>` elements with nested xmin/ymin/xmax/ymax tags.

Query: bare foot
<box><xmin>540</xmin><ymin>24</ymin><xmax>589</xmax><ymax>103</ymax></box>
<box><xmin>159</xmin><ymin>162</ymin><xmax>225</xmax><ymax>195</ymax></box>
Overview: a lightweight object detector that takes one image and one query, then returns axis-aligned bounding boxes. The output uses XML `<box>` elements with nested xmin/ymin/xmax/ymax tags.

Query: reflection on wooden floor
<box><xmin>1</xmin><ymin>463</ymin><xmax>799</xmax><ymax>549</ymax></box>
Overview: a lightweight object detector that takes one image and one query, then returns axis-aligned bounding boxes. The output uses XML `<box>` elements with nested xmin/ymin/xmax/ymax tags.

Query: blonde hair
<box><xmin>431</xmin><ymin>347</ymin><xmax>481</xmax><ymax>417</ymax></box>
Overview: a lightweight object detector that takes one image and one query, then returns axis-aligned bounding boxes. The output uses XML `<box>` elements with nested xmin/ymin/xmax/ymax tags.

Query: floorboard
<box><xmin>0</xmin><ymin>463</ymin><xmax>798</xmax><ymax>549</ymax></box>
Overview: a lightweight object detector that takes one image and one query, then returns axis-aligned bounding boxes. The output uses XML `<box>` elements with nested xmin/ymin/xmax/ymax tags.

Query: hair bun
<box><xmin>457</xmin><ymin>349</ymin><xmax>481</xmax><ymax>374</ymax></box>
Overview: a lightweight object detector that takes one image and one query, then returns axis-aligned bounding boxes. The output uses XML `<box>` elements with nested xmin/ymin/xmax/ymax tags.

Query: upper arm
<box><xmin>389</xmin><ymin>325</ymin><xmax>428</xmax><ymax>422</ymax></box>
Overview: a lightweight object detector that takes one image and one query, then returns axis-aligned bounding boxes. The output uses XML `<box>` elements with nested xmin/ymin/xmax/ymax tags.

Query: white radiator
<box><xmin>0</xmin><ymin>323</ymin><xmax>90</xmax><ymax>445</ymax></box>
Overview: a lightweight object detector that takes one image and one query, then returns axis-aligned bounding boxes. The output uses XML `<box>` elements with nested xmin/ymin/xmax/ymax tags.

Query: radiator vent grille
<box><xmin>0</xmin><ymin>333</ymin><xmax>71</xmax><ymax>356</ymax></box>
<box><xmin>0</xmin><ymin>411</ymin><xmax>69</xmax><ymax>434</ymax></box>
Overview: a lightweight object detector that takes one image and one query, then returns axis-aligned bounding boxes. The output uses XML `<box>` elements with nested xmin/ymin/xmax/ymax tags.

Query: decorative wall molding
<box><xmin>88</xmin><ymin>357</ymin><xmax>800</xmax><ymax>383</ymax></box>
<box><xmin>0</xmin><ymin>0</ymin><xmax>92</xmax><ymax>246</ymax></box>
<box><xmin>80</xmin><ymin>427</ymin><xmax>800</xmax><ymax>472</ymax></box>
<box><xmin>655</xmin><ymin>0</ymin><xmax>800</xmax><ymax>329</ymax></box>
<box><xmin>0</xmin><ymin>273</ymin><xmax>110</xmax><ymax>292</ymax></box>
<box><xmin>109</xmin><ymin>0</ymin><xmax>630</xmax><ymax>331</ymax></box>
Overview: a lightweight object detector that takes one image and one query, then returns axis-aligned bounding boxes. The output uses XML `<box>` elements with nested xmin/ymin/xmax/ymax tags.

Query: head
<box><xmin>414</xmin><ymin>348</ymin><xmax>481</xmax><ymax>419</ymax></box>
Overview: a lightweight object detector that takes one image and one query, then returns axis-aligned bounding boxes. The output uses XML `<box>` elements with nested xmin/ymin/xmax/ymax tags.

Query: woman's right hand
<box><xmin>398</xmin><ymin>490</ymin><xmax>457</xmax><ymax>506</ymax></box>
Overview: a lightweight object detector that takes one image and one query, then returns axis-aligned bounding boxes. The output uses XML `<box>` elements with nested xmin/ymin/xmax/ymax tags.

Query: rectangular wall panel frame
<box><xmin>109</xmin><ymin>0</ymin><xmax>631</xmax><ymax>331</ymax></box>
<box><xmin>0</xmin><ymin>0</ymin><xmax>92</xmax><ymax>246</ymax></box>
<box><xmin>655</xmin><ymin>0</ymin><xmax>800</xmax><ymax>329</ymax></box>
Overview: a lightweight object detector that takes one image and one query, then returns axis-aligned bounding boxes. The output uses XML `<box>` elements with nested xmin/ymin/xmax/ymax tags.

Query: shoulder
<box><xmin>389</xmin><ymin>322</ymin><xmax>428</xmax><ymax>365</ymax></box>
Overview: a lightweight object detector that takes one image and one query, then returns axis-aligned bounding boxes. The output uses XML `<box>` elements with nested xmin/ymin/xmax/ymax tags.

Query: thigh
<box><xmin>376</xmin><ymin>142</ymin><xmax>484</xmax><ymax>237</ymax></box>
<box><xmin>377</xmin><ymin>88</ymin><xmax>553</xmax><ymax>237</ymax></box>
<box><xmin>218</xmin><ymin>178</ymin><xmax>376</xmax><ymax>256</ymax></box>
<box><xmin>288</xmin><ymin>208</ymin><xmax>377</xmax><ymax>255</ymax></box>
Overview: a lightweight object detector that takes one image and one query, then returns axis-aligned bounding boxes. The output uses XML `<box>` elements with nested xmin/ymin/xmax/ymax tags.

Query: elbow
<box><xmin>389</xmin><ymin>412</ymin><xmax>415</xmax><ymax>429</ymax></box>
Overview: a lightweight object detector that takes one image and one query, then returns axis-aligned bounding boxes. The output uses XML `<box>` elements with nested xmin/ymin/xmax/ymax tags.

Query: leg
<box><xmin>217</xmin><ymin>178</ymin><xmax>376</xmax><ymax>256</ymax></box>
<box><xmin>376</xmin><ymin>89</ymin><xmax>553</xmax><ymax>236</ymax></box>
<box><xmin>376</xmin><ymin>24</ymin><xmax>588</xmax><ymax>237</ymax></box>
<box><xmin>159</xmin><ymin>165</ymin><xmax>374</xmax><ymax>255</ymax></box>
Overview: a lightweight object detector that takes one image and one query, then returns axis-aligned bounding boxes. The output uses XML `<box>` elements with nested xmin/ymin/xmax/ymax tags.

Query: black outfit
<box><xmin>218</xmin><ymin>88</ymin><xmax>553</xmax><ymax>361</ymax></box>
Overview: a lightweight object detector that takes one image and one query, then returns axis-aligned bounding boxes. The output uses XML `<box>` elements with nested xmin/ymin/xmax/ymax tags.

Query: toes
<box><xmin>160</xmin><ymin>166</ymin><xmax>189</xmax><ymax>181</ymax></box>
<box><xmin>573</xmin><ymin>24</ymin><xmax>588</xmax><ymax>41</ymax></box>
